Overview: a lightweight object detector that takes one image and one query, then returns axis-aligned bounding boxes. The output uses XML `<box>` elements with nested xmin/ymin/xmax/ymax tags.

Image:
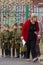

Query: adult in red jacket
<box><xmin>21</xmin><ymin>13</ymin><xmax>39</xmax><ymax>62</ymax></box>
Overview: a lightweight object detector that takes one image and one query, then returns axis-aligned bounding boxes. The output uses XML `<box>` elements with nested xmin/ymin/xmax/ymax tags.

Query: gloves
<box><xmin>34</xmin><ymin>32</ymin><xmax>38</xmax><ymax>35</ymax></box>
<box><xmin>21</xmin><ymin>36</ymin><xmax>26</xmax><ymax>46</ymax></box>
<box><xmin>37</xmin><ymin>34</ymin><xmax>41</xmax><ymax>40</ymax></box>
<box><xmin>22</xmin><ymin>39</ymin><xmax>26</xmax><ymax>46</ymax></box>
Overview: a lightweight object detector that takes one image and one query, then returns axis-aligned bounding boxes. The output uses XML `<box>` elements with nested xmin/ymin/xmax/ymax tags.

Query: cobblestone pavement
<box><xmin>0</xmin><ymin>57</ymin><xmax>40</xmax><ymax>65</ymax></box>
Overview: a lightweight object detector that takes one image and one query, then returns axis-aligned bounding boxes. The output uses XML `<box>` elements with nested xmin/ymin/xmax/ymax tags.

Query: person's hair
<box><xmin>31</xmin><ymin>13</ymin><xmax>37</xmax><ymax>18</ymax></box>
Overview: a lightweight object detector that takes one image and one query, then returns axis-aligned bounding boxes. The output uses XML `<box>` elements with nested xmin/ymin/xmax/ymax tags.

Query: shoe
<box><xmin>26</xmin><ymin>59</ymin><xmax>31</xmax><ymax>62</ymax></box>
<box><xmin>33</xmin><ymin>57</ymin><xmax>38</xmax><ymax>62</ymax></box>
<box><xmin>16</xmin><ymin>56</ymin><xmax>19</xmax><ymax>58</ymax></box>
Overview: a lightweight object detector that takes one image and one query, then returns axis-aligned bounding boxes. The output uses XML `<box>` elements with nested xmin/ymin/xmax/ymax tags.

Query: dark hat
<box><xmin>19</xmin><ymin>23</ymin><xmax>23</xmax><ymax>26</ymax></box>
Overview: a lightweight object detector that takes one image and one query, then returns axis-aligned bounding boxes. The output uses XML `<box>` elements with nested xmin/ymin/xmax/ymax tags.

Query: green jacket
<box><xmin>2</xmin><ymin>30</ymin><xmax>11</xmax><ymax>49</ymax></box>
<box><xmin>0</xmin><ymin>31</ymin><xmax>4</xmax><ymax>49</ymax></box>
<box><xmin>11</xmin><ymin>30</ymin><xmax>18</xmax><ymax>48</ymax></box>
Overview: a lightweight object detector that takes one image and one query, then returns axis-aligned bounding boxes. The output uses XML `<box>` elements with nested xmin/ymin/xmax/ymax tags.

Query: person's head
<box><xmin>18</xmin><ymin>23</ymin><xmax>23</xmax><ymax>29</ymax></box>
<box><xmin>3</xmin><ymin>24</ymin><xmax>9</xmax><ymax>31</ymax></box>
<box><xmin>31</xmin><ymin>13</ymin><xmax>38</xmax><ymax>22</ymax></box>
<box><xmin>13</xmin><ymin>23</ymin><xmax>17</xmax><ymax>30</ymax></box>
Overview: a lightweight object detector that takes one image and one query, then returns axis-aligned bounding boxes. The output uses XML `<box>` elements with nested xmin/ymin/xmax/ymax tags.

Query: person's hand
<box><xmin>21</xmin><ymin>36</ymin><xmax>23</xmax><ymax>40</ymax></box>
<box><xmin>38</xmin><ymin>35</ymin><xmax>41</xmax><ymax>39</ymax></box>
<box><xmin>3</xmin><ymin>43</ymin><xmax>4</xmax><ymax>46</ymax></box>
<box><xmin>10</xmin><ymin>40</ymin><xmax>12</xmax><ymax>43</ymax></box>
<box><xmin>22</xmin><ymin>39</ymin><xmax>26</xmax><ymax>46</ymax></box>
<box><xmin>21</xmin><ymin>36</ymin><xmax>26</xmax><ymax>46</ymax></box>
<box><xmin>34</xmin><ymin>32</ymin><xmax>37</xmax><ymax>34</ymax></box>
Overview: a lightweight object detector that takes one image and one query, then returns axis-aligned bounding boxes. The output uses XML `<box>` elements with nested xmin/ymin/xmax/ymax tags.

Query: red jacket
<box><xmin>22</xmin><ymin>19</ymin><xmax>39</xmax><ymax>42</ymax></box>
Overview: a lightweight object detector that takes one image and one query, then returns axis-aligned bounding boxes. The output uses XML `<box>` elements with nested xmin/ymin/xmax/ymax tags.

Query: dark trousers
<box><xmin>36</xmin><ymin>39</ymin><xmax>41</xmax><ymax>56</ymax></box>
<box><xmin>2</xmin><ymin>49</ymin><xmax>4</xmax><ymax>56</ymax></box>
<box><xmin>9</xmin><ymin>50</ymin><xmax>11</xmax><ymax>56</ymax></box>
<box><xmin>16</xmin><ymin>49</ymin><xmax>20</xmax><ymax>58</ymax></box>
<box><xmin>5</xmin><ymin>49</ymin><xmax>11</xmax><ymax>56</ymax></box>
<box><xmin>23</xmin><ymin>52</ymin><xmax>27</xmax><ymax>58</ymax></box>
<box><xmin>26</xmin><ymin>40</ymin><xmax>37</xmax><ymax>59</ymax></box>
<box><xmin>36</xmin><ymin>45</ymin><xmax>40</xmax><ymax>56</ymax></box>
